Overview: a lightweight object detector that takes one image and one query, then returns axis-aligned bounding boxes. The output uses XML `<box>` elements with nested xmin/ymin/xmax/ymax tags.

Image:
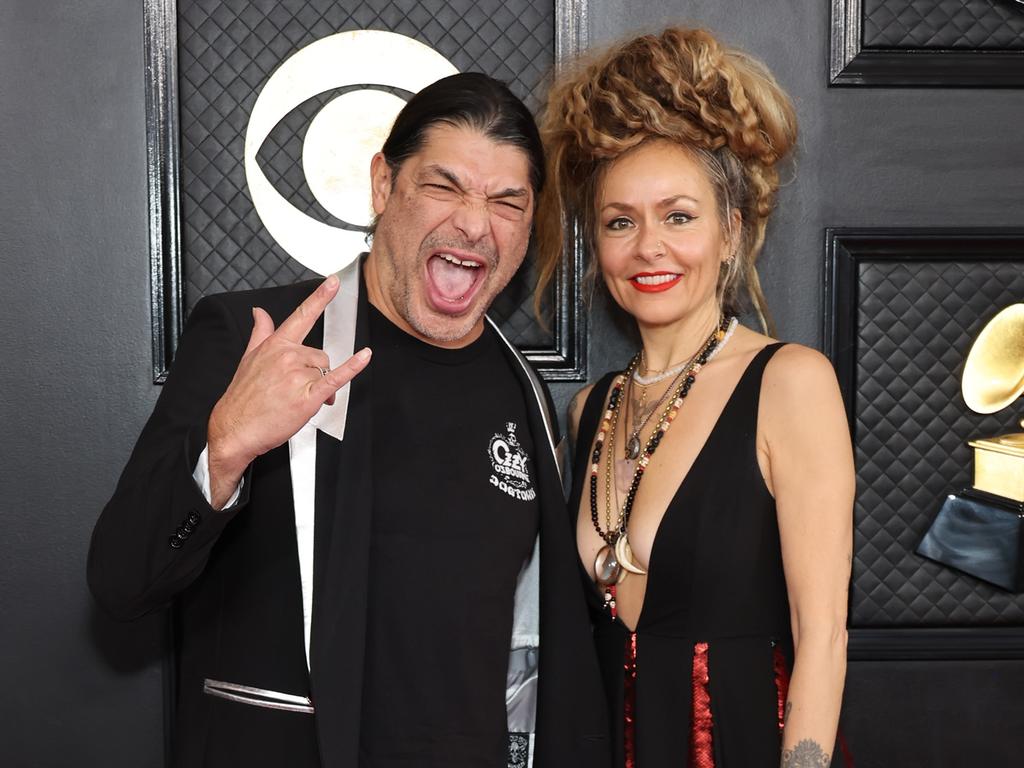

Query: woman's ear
<box><xmin>723</xmin><ymin>207</ymin><xmax>742</xmax><ymax>262</ymax></box>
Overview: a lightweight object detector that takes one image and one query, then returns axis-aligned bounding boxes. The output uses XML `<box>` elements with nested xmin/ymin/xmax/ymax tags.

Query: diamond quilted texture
<box><xmin>863</xmin><ymin>0</ymin><xmax>1024</xmax><ymax>50</ymax></box>
<box><xmin>177</xmin><ymin>0</ymin><xmax>555</xmax><ymax>346</ymax></box>
<box><xmin>852</xmin><ymin>260</ymin><xmax>1024</xmax><ymax>627</ymax></box>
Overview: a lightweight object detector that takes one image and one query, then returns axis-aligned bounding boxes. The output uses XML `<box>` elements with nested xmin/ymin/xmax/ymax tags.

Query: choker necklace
<box><xmin>633</xmin><ymin>353</ymin><xmax>692</xmax><ymax>386</ymax></box>
<box><xmin>632</xmin><ymin>316</ymin><xmax>739</xmax><ymax>385</ymax></box>
<box><xmin>589</xmin><ymin>315</ymin><xmax>734</xmax><ymax>619</ymax></box>
<box><xmin>625</xmin><ymin>358</ymin><xmax>695</xmax><ymax>467</ymax></box>
<box><xmin>621</xmin><ymin>316</ymin><xmax>739</xmax><ymax>479</ymax></box>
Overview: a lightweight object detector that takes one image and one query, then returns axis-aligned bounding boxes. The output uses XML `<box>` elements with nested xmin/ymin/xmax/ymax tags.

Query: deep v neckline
<box><xmin>579</xmin><ymin>345</ymin><xmax>777</xmax><ymax>633</ymax></box>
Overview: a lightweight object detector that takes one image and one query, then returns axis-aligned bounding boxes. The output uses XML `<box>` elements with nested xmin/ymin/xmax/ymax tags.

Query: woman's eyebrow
<box><xmin>600</xmin><ymin>195</ymin><xmax>700</xmax><ymax>212</ymax></box>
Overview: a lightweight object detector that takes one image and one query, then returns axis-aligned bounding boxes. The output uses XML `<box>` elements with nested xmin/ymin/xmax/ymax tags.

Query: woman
<box><xmin>536</xmin><ymin>28</ymin><xmax>854</xmax><ymax>767</ymax></box>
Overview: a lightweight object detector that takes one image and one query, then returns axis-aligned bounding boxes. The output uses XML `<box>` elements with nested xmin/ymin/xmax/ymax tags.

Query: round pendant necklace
<box><xmin>624</xmin><ymin>365</ymin><xmax>688</xmax><ymax>462</ymax></box>
<box><xmin>623</xmin><ymin>317</ymin><xmax>739</xmax><ymax>463</ymax></box>
<box><xmin>589</xmin><ymin>315</ymin><xmax>734</xmax><ymax>618</ymax></box>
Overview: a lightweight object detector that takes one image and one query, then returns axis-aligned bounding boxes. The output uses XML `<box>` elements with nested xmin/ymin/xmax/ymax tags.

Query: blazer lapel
<box><xmin>308</xmin><ymin>259</ymin><xmax>375</xmax><ymax>767</ymax></box>
<box><xmin>288</xmin><ymin>258</ymin><xmax>363</xmax><ymax>670</ymax></box>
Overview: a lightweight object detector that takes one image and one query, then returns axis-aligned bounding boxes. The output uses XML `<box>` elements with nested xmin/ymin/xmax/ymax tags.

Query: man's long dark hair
<box><xmin>376</xmin><ymin>72</ymin><xmax>545</xmax><ymax>203</ymax></box>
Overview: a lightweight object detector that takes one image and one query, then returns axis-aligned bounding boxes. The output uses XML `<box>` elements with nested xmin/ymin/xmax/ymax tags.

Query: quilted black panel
<box><xmin>177</xmin><ymin>0</ymin><xmax>554</xmax><ymax>347</ymax></box>
<box><xmin>863</xmin><ymin>0</ymin><xmax>1024</xmax><ymax>50</ymax></box>
<box><xmin>853</xmin><ymin>260</ymin><xmax>1024</xmax><ymax>627</ymax></box>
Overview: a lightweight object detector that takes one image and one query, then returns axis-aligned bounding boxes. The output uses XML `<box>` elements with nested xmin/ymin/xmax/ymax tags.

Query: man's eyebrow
<box><xmin>491</xmin><ymin>187</ymin><xmax>529</xmax><ymax>199</ymax></box>
<box><xmin>421</xmin><ymin>165</ymin><xmax>465</xmax><ymax>191</ymax></box>
<box><xmin>421</xmin><ymin>165</ymin><xmax>529</xmax><ymax>200</ymax></box>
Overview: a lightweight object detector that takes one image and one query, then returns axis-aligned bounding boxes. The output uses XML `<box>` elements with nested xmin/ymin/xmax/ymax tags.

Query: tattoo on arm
<box><xmin>781</xmin><ymin>739</ymin><xmax>831</xmax><ymax>768</ymax></box>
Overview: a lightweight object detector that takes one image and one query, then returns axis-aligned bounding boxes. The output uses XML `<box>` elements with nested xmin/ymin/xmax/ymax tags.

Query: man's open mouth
<box><xmin>425</xmin><ymin>251</ymin><xmax>487</xmax><ymax>313</ymax></box>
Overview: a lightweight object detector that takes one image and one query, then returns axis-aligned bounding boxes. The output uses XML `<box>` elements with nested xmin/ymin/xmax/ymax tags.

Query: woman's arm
<box><xmin>760</xmin><ymin>345</ymin><xmax>854</xmax><ymax>767</ymax></box>
<box><xmin>566</xmin><ymin>382</ymin><xmax>595</xmax><ymax>458</ymax></box>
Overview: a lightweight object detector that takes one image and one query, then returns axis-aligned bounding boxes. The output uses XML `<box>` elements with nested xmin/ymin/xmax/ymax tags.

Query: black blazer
<box><xmin>88</xmin><ymin>273</ymin><xmax>609</xmax><ymax>767</ymax></box>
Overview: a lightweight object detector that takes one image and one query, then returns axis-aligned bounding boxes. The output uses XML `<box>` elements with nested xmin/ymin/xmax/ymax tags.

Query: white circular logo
<box><xmin>244</xmin><ymin>30</ymin><xmax>458</xmax><ymax>276</ymax></box>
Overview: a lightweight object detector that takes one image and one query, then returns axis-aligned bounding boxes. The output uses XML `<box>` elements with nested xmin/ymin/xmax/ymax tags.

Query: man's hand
<box><xmin>206</xmin><ymin>275</ymin><xmax>371</xmax><ymax>508</ymax></box>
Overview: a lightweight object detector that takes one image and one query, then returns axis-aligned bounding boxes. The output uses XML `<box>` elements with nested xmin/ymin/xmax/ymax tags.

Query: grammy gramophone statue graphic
<box><xmin>918</xmin><ymin>304</ymin><xmax>1024</xmax><ymax>592</ymax></box>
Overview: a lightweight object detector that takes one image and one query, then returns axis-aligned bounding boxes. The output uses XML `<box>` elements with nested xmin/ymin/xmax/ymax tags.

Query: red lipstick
<box><xmin>629</xmin><ymin>271</ymin><xmax>682</xmax><ymax>293</ymax></box>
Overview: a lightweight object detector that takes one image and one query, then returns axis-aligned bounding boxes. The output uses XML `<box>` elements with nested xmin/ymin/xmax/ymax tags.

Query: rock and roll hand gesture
<box><xmin>206</xmin><ymin>275</ymin><xmax>371</xmax><ymax>508</ymax></box>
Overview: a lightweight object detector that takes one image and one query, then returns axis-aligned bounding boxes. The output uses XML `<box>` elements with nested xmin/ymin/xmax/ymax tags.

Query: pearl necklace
<box><xmin>632</xmin><ymin>356</ymin><xmax>691</xmax><ymax>386</ymax></box>
<box><xmin>624</xmin><ymin>317</ymin><xmax>738</xmax><ymax>462</ymax></box>
<box><xmin>632</xmin><ymin>316</ymin><xmax>739</xmax><ymax>385</ymax></box>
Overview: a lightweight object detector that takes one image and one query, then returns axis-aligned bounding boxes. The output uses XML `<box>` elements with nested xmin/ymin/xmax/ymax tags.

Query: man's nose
<box><xmin>450</xmin><ymin>199</ymin><xmax>491</xmax><ymax>243</ymax></box>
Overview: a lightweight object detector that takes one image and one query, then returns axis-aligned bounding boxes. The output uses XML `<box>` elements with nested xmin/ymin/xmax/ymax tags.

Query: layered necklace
<box><xmin>589</xmin><ymin>315</ymin><xmax>737</xmax><ymax>618</ymax></box>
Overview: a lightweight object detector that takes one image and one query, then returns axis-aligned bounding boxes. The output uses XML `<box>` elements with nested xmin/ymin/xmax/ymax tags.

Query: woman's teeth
<box><xmin>634</xmin><ymin>273</ymin><xmax>680</xmax><ymax>285</ymax></box>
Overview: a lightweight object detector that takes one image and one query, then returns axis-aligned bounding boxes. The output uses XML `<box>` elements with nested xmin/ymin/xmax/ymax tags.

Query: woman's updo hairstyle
<box><xmin>535</xmin><ymin>27</ymin><xmax>797</xmax><ymax>332</ymax></box>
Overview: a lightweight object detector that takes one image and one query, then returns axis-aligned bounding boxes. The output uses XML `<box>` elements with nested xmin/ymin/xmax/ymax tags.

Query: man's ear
<box><xmin>370</xmin><ymin>153</ymin><xmax>393</xmax><ymax>215</ymax></box>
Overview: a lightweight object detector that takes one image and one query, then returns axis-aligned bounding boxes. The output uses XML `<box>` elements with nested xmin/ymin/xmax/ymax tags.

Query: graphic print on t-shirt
<box><xmin>488</xmin><ymin>422</ymin><xmax>536</xmax><ymax>502</ymax></box>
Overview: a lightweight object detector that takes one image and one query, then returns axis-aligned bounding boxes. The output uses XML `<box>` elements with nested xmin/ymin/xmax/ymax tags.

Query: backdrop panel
<box><xmin>146</xmin><ymin>0</ymin><xmax>590</xmax><ymax>383</ymax></box>
<box><xmin>825</xmin><ymin>229</ymin><xmax>1024</xmax><ymax>659</ymax></box>
<box><xmin>830</xmin><ymin>0</ymin><xmax>1024</xmax><ymax>85</ymax></box>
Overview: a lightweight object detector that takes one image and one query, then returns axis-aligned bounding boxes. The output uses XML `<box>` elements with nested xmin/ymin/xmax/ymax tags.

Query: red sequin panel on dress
<box><xmin>689</xmin><ymin>641</ymin><xmax>715</xmax><ymax>768</ymax></box>
<box><xmin>623</xmin><ymin>632</ymin><xmax>638</xmax><ymax>768</ymax></box>
<box><xmin>772</xmin><ymin>645</ymin><xmax>791</xmax><ymax>734</ymax></box>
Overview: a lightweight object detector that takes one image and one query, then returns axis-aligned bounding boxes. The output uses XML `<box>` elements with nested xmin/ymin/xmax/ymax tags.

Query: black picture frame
<box><xmin>829</xmin><ymin>0</ymin><xmax>1024</xmax><ymax>86</ymax></box>
<box><xmin>144</xmin><ymin>0</ymin><xmax>590</xmax><ymax>385</ymax></box>
<box><xmin>824</xmin><ymin>228</ymin><xmax>1024</xmax><ymax>660</ymax></box>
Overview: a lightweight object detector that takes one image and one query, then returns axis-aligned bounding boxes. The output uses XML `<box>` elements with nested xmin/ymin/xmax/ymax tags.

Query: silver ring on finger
<box><xmin>316</xmin><ymin>366</ymin><xmax>330</xmax><ymax>378</ymax></box>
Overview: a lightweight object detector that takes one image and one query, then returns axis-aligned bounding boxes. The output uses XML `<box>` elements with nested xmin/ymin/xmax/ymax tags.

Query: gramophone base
<box><xmin>917</xmin><ymin>488</ymin><xmax>1024</xmax><ymax>593</ymax></box>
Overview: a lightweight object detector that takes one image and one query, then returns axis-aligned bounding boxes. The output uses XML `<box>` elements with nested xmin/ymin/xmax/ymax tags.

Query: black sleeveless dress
<box><xmin>570</xmin><ymin>344</ymin><xmax>792</xmax><ymax>768</ymax></box>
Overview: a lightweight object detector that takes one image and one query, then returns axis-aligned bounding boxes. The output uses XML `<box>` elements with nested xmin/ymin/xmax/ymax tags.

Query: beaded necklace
<box><xmin>632</xmin><ymin>350</ymin><xmax>693</xmax><ymax>386</ymax></box>
<box><xmin>624</xmin><ymin>356</ymin><xmax>694</xmax><ymax>464</ymax></box>
<box><xmin>589</xmin><ymin>315</ymin><xmax>733</xmax><ymax>619</ymax></box>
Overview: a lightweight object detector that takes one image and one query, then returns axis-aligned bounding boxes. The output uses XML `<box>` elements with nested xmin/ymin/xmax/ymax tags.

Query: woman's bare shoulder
<box><xmin>763</xmin><ymin>342</ymin><xmax>837</xmax><ymax>387</ymax></box>
<box><xmin>759</xmin><ymin>342</ymin><xmax>844</xmax><ymax>425</ymax></box>
<box><xmin>566</xmin><ymin>382</ymin><xmax>597</xmax><ymax>446</ymax></box>
<box><xmin>568</xmin><ymin>382</ymin><xmax>596</xmax><ymax>419</ymax></box>
<box><xmin>717</xmin><ymin>323</ymin><xmax>774</xmax><ymax>361</ymax></box>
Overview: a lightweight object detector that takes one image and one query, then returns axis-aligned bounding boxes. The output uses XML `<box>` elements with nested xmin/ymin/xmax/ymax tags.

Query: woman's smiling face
<box><xmin>596</xmin><ymin>139</ymin><xmax>735</xmax><ymax>330</ymax></box>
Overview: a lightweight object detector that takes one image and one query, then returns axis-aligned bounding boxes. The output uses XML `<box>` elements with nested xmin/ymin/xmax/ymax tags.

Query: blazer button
<box><xmin>169</xmin><ymin>535</ymin><xmax>183</xmax><ymax>549</ymax></box>
<box><xmin>187</xmin><ymin>511</ymin><xmax>202</xmax><ymax>526</ymax></box>
<box><xmin>181</xmin><ymin>523</ymin><xmax>194</xmax><ymax>536</ymax></box>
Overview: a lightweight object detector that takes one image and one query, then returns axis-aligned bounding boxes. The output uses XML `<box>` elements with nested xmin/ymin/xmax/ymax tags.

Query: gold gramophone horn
<box><xmin>962</xmin><ymin>304</ymin><xmax>1024</xmax><ymax>416</ymax></box>
<box><xmin>917</xmin><ymin>304</ymin><xmax>1024</xmax><ymax>587</ymax></box>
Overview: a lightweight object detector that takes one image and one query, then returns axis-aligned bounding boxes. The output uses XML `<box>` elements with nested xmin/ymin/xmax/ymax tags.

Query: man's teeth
<box><xmin>438</xmin><ymin>253</ymin><xmax>481</xmax><ymax>268</ymax></box>
<box><xmin>634</xmin><ymin>274</ymin><xmax>680</xmax><ymax>285</ymax></box>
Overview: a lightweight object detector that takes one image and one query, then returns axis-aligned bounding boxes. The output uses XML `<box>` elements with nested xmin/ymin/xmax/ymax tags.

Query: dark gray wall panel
<box><xmin>843</xmin><ymin>660</ymin><xmax>1023</xmax><ymax>766</ymax></box>
<box><xmin>1</xmin><ymin>1</ymin><xmax>165</xmax><ymax>764</ymax></box>
<box><xmin>862</xmin><ymin>0</ymin><xmax>1024</xmax><ymax>50</ymax></box>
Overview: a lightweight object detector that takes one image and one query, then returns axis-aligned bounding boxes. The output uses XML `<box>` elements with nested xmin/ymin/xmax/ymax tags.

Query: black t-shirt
<box><xmin>358</xmin><ymin>306</ymin><xmax>541</xmax><ymax>768</ymax></box>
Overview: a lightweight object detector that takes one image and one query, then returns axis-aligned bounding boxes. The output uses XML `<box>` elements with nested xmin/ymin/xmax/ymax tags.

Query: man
<box><xmin>88</xmin><ymin>73</ymin><xmax>609</xmax><ymax>768</ymax></box>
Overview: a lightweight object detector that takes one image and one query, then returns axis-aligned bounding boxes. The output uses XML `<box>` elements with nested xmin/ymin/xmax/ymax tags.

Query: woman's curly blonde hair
<box><xmin>535</xmin><ymin>27</ymin><xmax>797</xmax><ymax>333</ymax></box>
